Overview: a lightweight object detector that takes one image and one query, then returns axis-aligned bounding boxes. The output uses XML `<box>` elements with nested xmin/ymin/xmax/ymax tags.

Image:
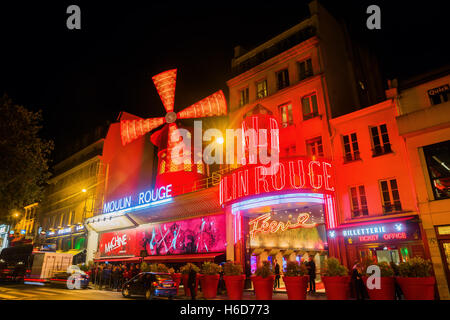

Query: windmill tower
<box><xmin>120</xmin><ymin>69</ymin><xmax>227</xmax><ymax>194</ymax></box>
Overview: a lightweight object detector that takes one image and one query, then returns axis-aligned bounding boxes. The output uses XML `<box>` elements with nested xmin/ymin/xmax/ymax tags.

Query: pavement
<box><xmin>0</xmin><ymin>280</ymin><xmax>327</xmax><ymax>300</ymax></box>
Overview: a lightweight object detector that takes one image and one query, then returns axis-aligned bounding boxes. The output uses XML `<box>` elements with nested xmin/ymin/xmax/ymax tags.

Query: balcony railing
<box><xmin>383</xmin><ymin>202</ymin><xmax>402</xmax><ymax>214</ymax></box>
<box><xmin>372</xmin><ymin>143</ymin><xmax>392</xmax><ymax>157</ymax></box>
<box><xmin>344</xmin><ymin>152</ymin><xmax>361</xmax><ymax>163</ymax></box>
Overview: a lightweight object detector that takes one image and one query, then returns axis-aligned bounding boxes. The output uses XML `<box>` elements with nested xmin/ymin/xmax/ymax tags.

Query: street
<box><xmin>0</xmin><ymin>282</ymin><xmax>327</xmax><ymax>300</ymax></box>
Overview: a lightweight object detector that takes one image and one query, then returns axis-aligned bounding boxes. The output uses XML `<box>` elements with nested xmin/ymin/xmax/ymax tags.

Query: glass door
<box><xmin>439</xmin><ymin>240</ymin><xmax>450</xmax><ymax>289</ymax></box>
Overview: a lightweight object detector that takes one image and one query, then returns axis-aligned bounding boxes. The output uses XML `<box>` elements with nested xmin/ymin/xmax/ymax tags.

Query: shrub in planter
<box><xmin>140</xmin><ymin>262</ymin><xmax>151</xmax><ymax>272</ymax></box>
<box><xmin>251</xmin><ymin>261</ymin><xmax>275</xmax><ymax>300</ymax></box>
<box><xmin>200</xmin><ymin>262</ymin><xmax>222</xmax><ymax>299</ymax></box>
<box><xmin>282</xmin><ymin>261</ymin><xmax>309</xmax><ymax>300</ymax></box>
<box><xmin>322</xmin><ymin>258</ymin><xmax>351</xmax><ymax>300</ymax></box>
<box><xmin>223</xmin><ymin>262</ymin><xmax>245</xmax><ymax>300</ymax></box>
<box><xmin>396</xmin><ymin>257</ymin><xmax>435</xmax><ymax>300</ymax></box>
<box><xmin>362</xmin><ymin>261</ymin><xmax>395</xmax><ymax>300</ymax></box>
<box><xmin>180</xmin><ymin>263</ymin><xmax>200</xmax><ymax>297</ymax></box>
<box><xmin>149</xmin><ymin>263</ymin><xmax>169</xmax><ymax>273</ymax></box>
<box><xmin>168</xmin><ymin>268</ymin><xmax>182</xmax><ymax>295</ymax></box>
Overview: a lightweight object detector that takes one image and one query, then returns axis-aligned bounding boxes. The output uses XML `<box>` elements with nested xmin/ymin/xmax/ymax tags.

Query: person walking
<box><xmin>306</xmin><ymin>256</ymin><xmax>316</xmax><ymax>293</ymax></box>
<box><xmin>352</xmin><ymin>262</ymin><xmax>365</xmax><ymax>300</ymax></box>
<box><xmin>187</xmin><ymin>266</ymin><xmax>197</xmax><ymax>300</ymax></box>
<box><xmin>112</xmin><ymin>266</ymin><xmax>120</xmax><ymax>291</ymax></box>
<box><xmin>390</xmin><ymin>262</ymin><xmax>403</xmax><ymax>300</ymax></box>
<box><xmin>273</xmin><ymin>259</ymin><xmax>281</xmax><ymax>290</ymax></box>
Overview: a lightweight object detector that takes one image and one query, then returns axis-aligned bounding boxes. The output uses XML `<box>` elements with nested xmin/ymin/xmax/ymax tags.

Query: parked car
<box><xmin>49</xmin><ymin>270</ymin><xmax>90</xmax><ymax>289</ymax></box>
<box><xmin>122</xmin><ymin>272</ymin><xmax>176</xmax><ymax>300</ymax></box>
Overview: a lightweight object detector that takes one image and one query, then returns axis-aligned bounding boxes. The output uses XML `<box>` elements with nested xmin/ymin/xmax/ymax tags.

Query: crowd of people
<box><xmin>89</xmin><ymin>263</ymin><xmax>141</xmax><ymax>291</ymax></box>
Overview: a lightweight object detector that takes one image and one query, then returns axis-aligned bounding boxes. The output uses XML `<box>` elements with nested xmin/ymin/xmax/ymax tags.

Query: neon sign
<box><xmin>103</xmin><ymin>184</ymin><xmax>172</xmax><ymax>214</ymax></box>
<box><xmin>220</xmin><ymin>156</ymin><xmax>334</xmax><ymax>205</ymax></box>
<box><xmin>249</xmin><ymin>212</ymin><xmax>317</xmax><ymax>241</ymax></box>
<box><xmin>328</xmin><ymin>219</ymin><xmax>420</xmax><ymax>244</ymax></box>
<box><xmin>104</xmin><ymin>234</ymin><xmax>128</xmax><ymax>254</ymax></box>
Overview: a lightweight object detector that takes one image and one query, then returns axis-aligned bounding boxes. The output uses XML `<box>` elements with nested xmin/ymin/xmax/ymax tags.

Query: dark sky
<box><xmin>0</xmin><ymin>1</ymin><xmax>448</xmax><ymax>161</ymax></box>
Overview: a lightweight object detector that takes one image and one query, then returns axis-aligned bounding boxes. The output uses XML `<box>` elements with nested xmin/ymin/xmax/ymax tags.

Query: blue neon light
<box><xmin>231</xmin><ymin>193</ymin><xmax>324</xmax><ymax>214</ymax></box>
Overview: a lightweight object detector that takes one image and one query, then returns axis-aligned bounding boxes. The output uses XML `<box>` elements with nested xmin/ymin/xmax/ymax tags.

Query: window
<box><xmin>298</xmin><ymin>58</ymin><xmax>313</xmax><ymax>80</ymax></box>
<box><xmin>423</xmin><ymin>140</ymin><xmax>450</xmax><ymax>200</ymax></box>
<box><xmin>306</xmin><ymin>137</ymin><xmax>324</xmax><ymax>157</ymax></box>
<box><xmin>370</xmin><ymin>124</ymin><xmax>392</xmax><ymax>156</ymax></box>
<box><xmin>277</xmin><ymin>69</ymin><xmax>290</xmax><ymax>90</ymax></box>
<box><xmin>350</xmin><ymin>185</ymin><xmax>369</xmax><ymax>217</ymax></box>
<box><xmin>380</xmin><ymin>179</ymin><xmax>402</xmax><ymax>213</ymax></box>
<box><xmin>302</xmin><ymin>93</ymin><xmax>319</xmax><ymax>120</ymax></box>
<box><xmin>343</xmin><ymin>133</ymin><xmax>360</xmax><ymax>162</ymax></box>
<box><xmin>428</xmin><ymin>84</ymin><xmax>449</xmax><ymax>105</ymax></box>
<box><xmin>279</xmin><ymin>104</ymin><xmax>293</xmax><ymax>127</ymax></box>
<box><xmin>283</xmin><ymin>145</ymin><xmax>297</xmax><ymax>157</ymax></box>
<box><xmin>256</xmin><ymin>80</ymin><xmax>268</xmax><ymax>99</ymax></box>
<box><xmin>239</xmin><ymin>87</ymin><xmax>249</xmax><ymax>107</ymax></box>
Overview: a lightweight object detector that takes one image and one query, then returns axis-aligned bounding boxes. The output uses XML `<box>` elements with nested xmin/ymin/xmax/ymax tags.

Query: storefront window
<box><xmin>423</xmin><ymin>140</ymin><xmax>450</xmax><ymax>200</ymax></box>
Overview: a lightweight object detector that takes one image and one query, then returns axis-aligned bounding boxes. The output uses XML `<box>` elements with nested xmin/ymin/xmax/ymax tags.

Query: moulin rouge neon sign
<box><xmin>220</xmin><ymin>156</ymin><xmax>334</xmax><ymax>205</ymax></box>
<box><xmin>249</xmin><ymin>212</ymin><xmax>317</xmax><ymax>241</ymax></box>
<box><xmin>103</xmin><ymin>184</ymin><xmax>173</xmax><ymax>214</ymax></box>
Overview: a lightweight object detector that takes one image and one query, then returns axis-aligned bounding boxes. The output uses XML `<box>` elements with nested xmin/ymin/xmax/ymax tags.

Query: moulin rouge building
<box><xmin>84</xmin><ymin>0</ymin><xmax>437</xmax><ymax>294</ymax></box>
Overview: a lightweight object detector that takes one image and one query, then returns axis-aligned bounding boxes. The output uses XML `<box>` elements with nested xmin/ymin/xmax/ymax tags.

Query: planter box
<box><xmin>182</xmin><ymin>273</ymin><xmax>200</xmax><ymax>297</ymax></box>
<box><xmin>200</xmin><ymin>274</ymin><xmax>220</xmax><ymax>299</ymax></box>
<box><xmin>251</xmin><ymin>275</ymin><xmax>275</xmax><ymax>300</ymax></box>
<box><xmin>170</xmin><ymin>273</ymin><xmax>182</xmax><ymax>295</ymax></box>
<box><xmin>322</xmin><ymin>276</ymin><xmax>351</xmax><ymax>300</ymax></box>
<box><xmin>396</xmin><ymin>276</ymin><xmax>435</xmax><ymax>300</ymax></box>
<box><xmin>362</xmin><ymin>276</ymin><xmax>395</xmax><ymax>300</ymax></box>
<box><xmin>283</xmin><ymin>275</ymin><xmax>309</xmax><ymax>300</ymax></box>
<box><xmin>224</xmin><ymin>275</ymin><xmax>245</xmax><ymax>300</ymax></box>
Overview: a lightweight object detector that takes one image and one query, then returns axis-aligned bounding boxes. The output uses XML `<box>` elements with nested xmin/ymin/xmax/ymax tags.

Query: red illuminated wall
<box><xmin>101</xmin><ymin>112</ymin><xmax>157</xmax><ymax>206</ymax></box>
<box><xmin>98</xmin><ymin>228</ymin><xmax>138</xmax><ymax>257</ymax></box>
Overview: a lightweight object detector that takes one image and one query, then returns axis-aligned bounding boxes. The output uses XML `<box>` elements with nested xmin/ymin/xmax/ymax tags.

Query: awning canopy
<box><xmin>94</xmin><ymin>257</ymin><xmax>142</xmax><ymax>263</ymax></box>
<box><xmin>143</xmin><ymin>252</ymin><xmax>224</xmax><ymax>263</ymax></box>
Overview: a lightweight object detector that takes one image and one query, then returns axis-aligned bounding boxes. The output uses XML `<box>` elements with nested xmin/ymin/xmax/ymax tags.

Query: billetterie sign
<box><xmin>103</xmin><ymin>184</ymin><xmax>172</xmax><ymax>214</ymax></box>
<box><xmin>220</xmin><ymin>156</ymin><xmax>335</xmax><ymax>205</ymax></box>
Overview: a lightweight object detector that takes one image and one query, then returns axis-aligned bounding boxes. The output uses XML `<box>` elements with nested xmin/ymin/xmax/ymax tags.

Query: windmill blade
<box><xmin>177</xmin><ymin>90</ymin><xmax>227</xmax><ymax>119</ymax></box>
<box><xmin>120</xmin><ymin>117</ymin><xmax>165</xmax><ymax>146</ymax></box>
<box><xmin>152</xmin><ymin>69</ymin><xmax>177</xmax><ymax>113</ymax></box>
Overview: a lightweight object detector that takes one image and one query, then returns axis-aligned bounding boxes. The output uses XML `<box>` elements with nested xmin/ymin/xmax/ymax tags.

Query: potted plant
<box><xmin>362</xmin><ymin>261</ymin><xmax>395</xmax><ymax>300</ymax></box>
<box><xmin>199</xmin><ymin>262</ymin><xmax>222</xmax><ymax>299</ymax></box>
<box><xmin>251</xmin><ymin>261</ymin><xmax>275</xmax><ymax>300</ymax></box>
<box><xmin>322</xmin><ymin>257</ymin><xmax>351</xmax><ymax>300</ymax></box>
<box><xmin>223</xmin><ymin>261</ymin><xmax>245</xmax><ymax>300</ymax></box>
<box><xmin>282</xmin><ymin>261</ymin><xmax>309</xmax><ymax>300</ymax></box>
<box><xmin>140</xmin><ymin>262</ymin><xmax>151</xmax><ymax>272</ymax></box>
<box><xmin>180</xmin><ymin>263</ymin><xmax>200</xmax><ymax>297</ymax></box>
<box><xmin>396</xmin><ymin>257</ymin><xmax>435</xmax><ymax>300</ymax></box>
<box><xmin>149</xmin><ymin>263</ymin><xmax>169</xmax><ymax>273</ymax></box>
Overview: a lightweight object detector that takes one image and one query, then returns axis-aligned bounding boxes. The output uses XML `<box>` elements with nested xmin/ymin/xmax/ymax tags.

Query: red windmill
<box><xmin>120</xmin><ymin>69</ymin><xmax>227</xmax><ymax>193</ymax></box>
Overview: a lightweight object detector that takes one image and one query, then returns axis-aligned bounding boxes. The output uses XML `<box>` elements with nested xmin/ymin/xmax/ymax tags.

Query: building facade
<box><xmin>37</xmin><ymin>136</ymin><xmax>107</xmax><ymax>263</ymax></box>
<box><xmin>9</xmin><ymin>203</ymin><xmax>38</xmax><ymax>247</ymax></box>
<box><xmin>396</xmin><ymin>66</ymin><xmax>450</xmax><ymax>299</ymax></box>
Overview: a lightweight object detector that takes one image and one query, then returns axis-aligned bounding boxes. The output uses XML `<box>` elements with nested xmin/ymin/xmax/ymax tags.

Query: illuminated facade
<box><xmin>223</xmin><ymin>0</ymin><xmax>385</xmax><ymax>289</ymax></box>
<box><xmin>9</xmin><ymin>203</ymin><xmax>38</xmax><ymax>246</ymax></box>
<box><xmin>37</xmin><ymin>135</ymin><xmax>107</xmax><ymax>263</ymax></box>
<box><xmin>396</xmin><ymin>67</ymin><xmax>450</xmax><ymax>299</ymax></box>
<box><xmin>328</xmin><ymin>99</ymin><xmax>428</xmax><ymax>271</ymax></box>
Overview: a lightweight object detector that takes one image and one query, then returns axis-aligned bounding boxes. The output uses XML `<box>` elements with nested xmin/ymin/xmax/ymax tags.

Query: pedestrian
<box><xmin>102</xmin><ymin>264</ymin><xmax>111</xmax><ymax>290</ymax></box>
<box><xmin>352</xmin><ymin>262</ymin><xmax>365</xmax><ymax>300</ymax></box>
<box><xmin>134</xmin><ymin>263</ymin><xmax>140</xmax><ymax>276</ymax></box>
<box><xmin>187</xmin><ymin>266</ymin><xmax>197</xmax><ymax>300</ymax></box>
<box><xmin>97</xmin><ymin>264</ymin><xmax>104</xmax><ymax>288</ymax></box>
<box><xmin>306</xmin><ymin>256</ymin><xmax>316</xmax><ymax>293</ymax></box>
<box><xmin>112</xmin><ymin>266</ymin><xmax>120</xmax><ymax>291</ymax></box>
<box><xmin>390</xmin><ymin>261</ymin><xmax>403</xmax><ymax>300</ymax></box>
<box><xmin>273</xmin><ymin>259</ymin><xmax>281</xmax><ymax>290</ymax></box>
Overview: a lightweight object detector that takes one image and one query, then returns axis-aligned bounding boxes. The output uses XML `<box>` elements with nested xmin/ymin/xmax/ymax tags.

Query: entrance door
<box><xmin>376</xmin><ymin>249</ymin><xmax>400</xmax><ymax>264</ymax></box>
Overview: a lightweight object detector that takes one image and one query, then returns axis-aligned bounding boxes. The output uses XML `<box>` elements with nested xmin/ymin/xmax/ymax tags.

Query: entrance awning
<box><xmin>94</xmin><ymin>257</ymin><xmax>142</xmax><ymax>263</ymax></box>
<box><xmin>143</xmin><ymin>252</ymin><xmax>224</xmax><ymax>263</ymax></box>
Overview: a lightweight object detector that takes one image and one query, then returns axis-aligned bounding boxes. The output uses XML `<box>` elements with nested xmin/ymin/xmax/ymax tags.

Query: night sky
<box><xmin>0</xmin><ymin>1</ymin><xmax>448</xmax><ymax>162</ymax></box>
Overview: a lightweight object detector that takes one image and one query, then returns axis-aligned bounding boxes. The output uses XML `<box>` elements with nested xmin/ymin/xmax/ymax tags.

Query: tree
<box><xmin>0</xmin><ymin>94</ymin><xmax>53</xmax><ymax>223</ymax></box>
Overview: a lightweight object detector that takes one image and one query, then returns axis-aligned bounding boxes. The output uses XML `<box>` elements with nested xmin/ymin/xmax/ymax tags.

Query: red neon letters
<box><xmin>220</xmin><ymin>156</ymin><xmax>335</xmax><ymax>205</ymax></box>
<box><xmin>249</xmin><ymin>212</ymin><xmax>317</xmax><ymax>241</ymax></box>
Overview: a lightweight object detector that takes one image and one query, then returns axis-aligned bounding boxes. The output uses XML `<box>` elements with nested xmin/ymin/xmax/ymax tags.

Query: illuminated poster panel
<box><xmin>99</xmin><ymin>229</ymin><xmax>138</xmax><ymax>257</ymax></box>
<box><xmin>136</xmin><ymin>214</ymin><xmax>226</xmax><ymax>256</ymax></box>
